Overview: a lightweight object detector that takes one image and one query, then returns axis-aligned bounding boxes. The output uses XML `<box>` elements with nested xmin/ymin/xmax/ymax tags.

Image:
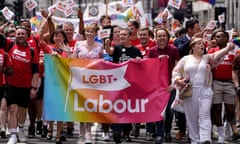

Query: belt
<box><xmin>214</xmin><ymin>79</ymin><xmax>233</xmax><ymax>83</ymax></box>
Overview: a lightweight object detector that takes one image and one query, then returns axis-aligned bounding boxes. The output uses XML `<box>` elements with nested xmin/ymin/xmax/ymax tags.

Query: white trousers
<box><xmin>183</xmin><ymin>86</ymin><xmax>213</xmax><ymax>144</ymax></box>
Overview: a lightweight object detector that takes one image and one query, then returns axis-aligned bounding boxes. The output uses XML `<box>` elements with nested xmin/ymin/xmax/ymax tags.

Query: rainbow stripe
<box><xmin>30</xmin><ymin>15</ymin><xmax>43</xmax><ymax>31</ymax></box>
<box><xmin>44</xmin><ymin>55</ymin><xmax>170</xmax><ymax>123</ymax></box>
<box><xmin>233</xmin><ymin>37</ymin><xmax>240</xmax><ymax>47</ymax></box>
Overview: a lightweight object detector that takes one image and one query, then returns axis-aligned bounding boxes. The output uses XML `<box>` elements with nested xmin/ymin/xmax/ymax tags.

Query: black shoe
<box><xmin>46</xmin><ymin>130</ymin><xmax>53</xmax><ymax>140</ymax></box>
<box><xmin>36</xmin><ymin>121</ymin><xmax>42</xmax><ymax>135</ymax></box>
<box><xmin>134</xmin><ymin>125</ymin><xmax>140</xmax><ymax>138</ymax></box>
<box><xmin>67</xmin><ymin>127</ymin><xmax>74</xmax><ymax>138</ymax></box>
<box><xmin>202</xmin><ymin>141</ymin><xmax>211</xmax><ymax>144</ymax></box>
<box><xmin>0</xmin><ymin>131</ymin><xmax>6</xmax><ymax>138</ymax></box>
<box><xmin>41</xmin><ymin>125</ymin><xmax>47</xmax><ymax>138</ymax></box>
<box><xmin>60</xmin><ymin>130</ymin><xmax>67</xmax><ymax>141</ymax></box>
<box><xmin>56</xmin><ymin>138</ymin><xmax>62</xmax><ymax>144</ymax></box>
<box><xmin>56</xmin><ymin>141</ymin><xmax>62</xmax><ymax>144</ymax></box>
<box><xmin>113</xmin><ymin>133</ymin><xmax>121</xmax><ymax>143</ymax></box>
<box><xmin>28</xmin><ymin>126</ymin><xmax>35</xmax><ymax>138</ymax></box>
<box><xmin>165</xmin><ymin>133</ymin><xmax>172</xmax><ymax>142</ymax></box>
<box><xmin>232</xmin><ymin>132</ymin><xmax>240</xmax><ymax>141</ymax></box>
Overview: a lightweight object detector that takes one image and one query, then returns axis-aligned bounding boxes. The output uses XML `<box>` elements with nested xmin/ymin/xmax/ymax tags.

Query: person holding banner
<box><xmin>136</xmin><ymin>27</ymin><xmax>156</xmax><ymax>57</ymax></box>
<box><xmin>61</xmin><ymin>8</ymin><xmax>85</xmax><ymax>138</ymax></box>
<box><xmin>39</xmin><ymin>28</ymin><xmax>70</xmax><ymax>144</ymax></box>
<box><xmin>172</xmin><ymin>37</ymin><xmax>235</xmax><ymax>144</ymax></box>
<box><xmin>73</xmin><ymin>23</ymin><xmax>103</xmax><ymax>143</ymax></box>
<box><xmin>148</xmin><ymin>27</ymin><xmax>179</xmax><ymax>143</ymax></box>
<box><xmin>105</xmin><ymin>27</ymin><xmax>142</xmax><ymax>143</ymax></box>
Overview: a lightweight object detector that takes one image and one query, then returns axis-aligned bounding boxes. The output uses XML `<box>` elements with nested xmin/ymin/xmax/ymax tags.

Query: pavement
<box><xmin>0</xmin><ymin>120</ymin><xmax>239</xmax><ymax>144</ymax></box>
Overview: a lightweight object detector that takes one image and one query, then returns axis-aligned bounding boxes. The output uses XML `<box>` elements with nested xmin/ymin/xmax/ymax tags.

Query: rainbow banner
<box><xmin>44</xmin><ymin>55</ymin><xmax>170</xmax><ymax>123</ymax></box>
<box><xmin>233</xmin><ymin>37</ymin><xmax>240</xmax><ymax>47</ymax></box>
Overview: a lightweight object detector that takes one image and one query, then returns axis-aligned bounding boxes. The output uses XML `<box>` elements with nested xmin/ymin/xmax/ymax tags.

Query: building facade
<box><xmin>8</xmin><ymin>0</ymin><xmax>240</xmax><ymax>30</ymax></box>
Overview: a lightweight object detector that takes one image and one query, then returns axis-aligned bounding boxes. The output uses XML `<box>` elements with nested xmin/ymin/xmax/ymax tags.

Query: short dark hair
<box><xmin>155</xmin><ymin>27</ymin><xmax>170</xmax><ymax>40</ymax></box>
<box><xmin>100</xmin><ymin>15</ymin><xmax>111</xmax><ymax>23</ymax></box>
<box><xmin>185</xmin><ymin>19</ymin><xmax>199</xmax><ymax>30</ymax></box>
<box><xmin>128</xmin><ymin>20</ymin><xmax>140</xmax><ymax>29</ymax></box>
<box><xmin>49</xmin><ymin>29</ymin><xmax>68</xmax><ymax>45</ymax></box>
<box><xmin>139</xmin><ymin>27</ymin><xmax>152</xmax><ymax>36</ymax></box>
<box><xmin>215</xmin><ymin>30</ymin><xmax>229</xmax><ymax>42</ymax></box>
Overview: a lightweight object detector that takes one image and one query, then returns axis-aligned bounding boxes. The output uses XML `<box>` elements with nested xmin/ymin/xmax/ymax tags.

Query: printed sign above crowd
<box><xmin>29</xmin><ymin>0</ymin><xmax>150</xmax><ymax>32</ymax></box>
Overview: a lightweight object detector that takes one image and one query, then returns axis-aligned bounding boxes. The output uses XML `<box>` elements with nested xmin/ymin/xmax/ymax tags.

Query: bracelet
<box><xmin>32</xmin><ymin>87</ymin><xmax>37</xmax><ymax>90</ymax></box>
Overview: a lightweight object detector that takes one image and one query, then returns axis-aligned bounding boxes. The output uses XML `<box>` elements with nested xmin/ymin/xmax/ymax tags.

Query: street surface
<box><xmin>0</xmin><ymin>120</ymin><xmax>239</xmax><ymax>144</ymax></box>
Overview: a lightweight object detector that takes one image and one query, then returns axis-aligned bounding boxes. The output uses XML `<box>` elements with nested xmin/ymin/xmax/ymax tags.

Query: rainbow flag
<box><xmin>200</xmin><ymin>0</ymin><xmax>216</xmax><ymax>5</ymax></box>
<box><xmin>30</xmin><ymin>14</ymin><xmax>43</xmax><ymax>31</ymax></box>
<box><xmin>44</xmin><ymin>55</ymin><xmax>170</xmax><ymax>123</ymax></box>
<box><xmin>233</xmin><ymin>37</ymin><xmax>240</xmax><ymax>47</ymax></box>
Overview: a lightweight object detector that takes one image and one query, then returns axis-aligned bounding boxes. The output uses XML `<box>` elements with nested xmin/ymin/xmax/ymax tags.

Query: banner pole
<box><xmin>106</xmin><ymin>0</ymin><xmax>108</xmax><ymax>16</ymax></box>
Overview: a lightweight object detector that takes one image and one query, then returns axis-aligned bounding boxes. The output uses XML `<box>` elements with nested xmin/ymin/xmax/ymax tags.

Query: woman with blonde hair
<box><xmin>73</xmin><ymin>23</ymin><xmax>103</xmax><ymax>144</ymax></box>
<box><xmin>172</xmin><ymin>37</ymin><xmax>234</xmax><ymax>144</ymax></box>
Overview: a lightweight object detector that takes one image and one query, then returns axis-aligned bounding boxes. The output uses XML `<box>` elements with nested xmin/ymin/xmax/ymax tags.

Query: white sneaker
<box><xmin>18</xmin><ymin>128</ymin><xmax>27</xmax><ymax>142</ymax></box>
<box><xmin>146</xmin><ymin>132</ymin><xmax>154</xmax><ymax>141</ymax></box>
<box><xmin>7</xmin><ymin>135</ymin><xmax>17</xmax><ymax>144</ymax></box>
<box><xmin>103</xmin><ymin>132</ymin><xmax>110</xmax><ymax>141</ymax></box>
<box><xmin>84</xmin><ymin>132</ymin><xmax>92</xmax><ymax>144</ymax></box>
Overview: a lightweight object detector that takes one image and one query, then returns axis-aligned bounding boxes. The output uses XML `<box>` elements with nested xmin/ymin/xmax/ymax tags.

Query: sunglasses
<box><xmin>20</xmin><ymin>19</ymin><xmax>30</xmax><ymax>23</ymax></box>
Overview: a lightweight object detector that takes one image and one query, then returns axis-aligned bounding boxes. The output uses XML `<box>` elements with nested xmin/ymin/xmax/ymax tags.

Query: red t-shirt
<box><xmin>27</xmin><ymin>35</ymin><xmax>45</xmax><ymax>77</ymax></box>
<box><xmin>208</xmin><ymin>47</ymin><xmax>237</xmax><ymax>80</ymax></box>
<box><xmin>27</xmin><ymin>35</ymin><xmax>40</xmax><ymax>52</ymax></box>
<box><xmin>7</xmin><ymin>44</ymin><xmax>39</xmax><ymax>87</ymax></box>
<box><xmin>68</xmin><ymin>39</ymin><xmax>77</xmax><ymax>53</ymax></box>
<box><xmin>3</xmin><ymin>39</ymin><xmax>14</xmax><ymax>52</ymax></box>
<box><xmin>0</xmin><ymin>49</ymin><xmax>8</xmax><ymax>86</ymax></box>
<box><xmin>130</xmin><ymin>38</ymin><xmax>140</xmax><ymax>46</ymax></box>
<box><xmin>136</xmin><ymin>39</ymin><xmax>156</xmax><ymax>57</ymax></box>
<box><xmin>37</xmin><ymin>42</ymin><xmax>52</xmax><ymax>77</ymax></box>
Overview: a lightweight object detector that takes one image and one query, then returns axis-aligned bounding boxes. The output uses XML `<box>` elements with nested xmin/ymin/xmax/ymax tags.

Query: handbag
<box><xmin>178</xmin><ymin>56</ymin><xmax>202</xmax><ymax>99</ymax></box>
<box><xmin>179</xmin><ymin>83</ymin><xmax>192</xmax><ymax>99</ymax></box>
